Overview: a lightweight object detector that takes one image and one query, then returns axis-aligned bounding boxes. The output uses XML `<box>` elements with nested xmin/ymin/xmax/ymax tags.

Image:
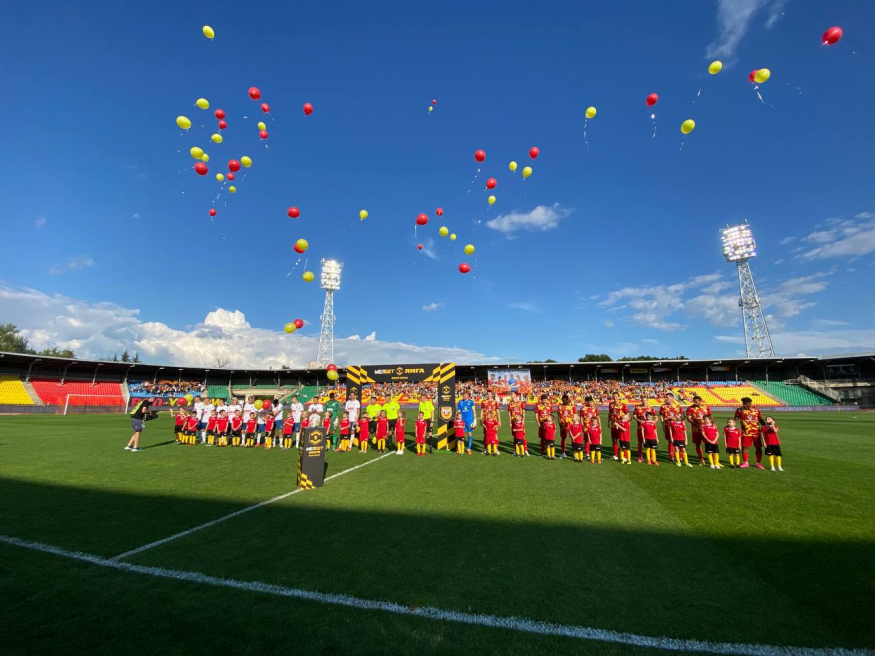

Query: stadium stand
<box><xmin>0</xmin><ymin>375</ymin><xmax>34</xmax><ymax>405</ymax></box>
<box><xmin>670</xmin><ymin>384</ymin><xmax>782</xmax><ymax>407</ymax></box>
<box><xmin>31</xmin><ymin>379</ymin><xmax>125</xmax><ymax>406</ymax></box>
<box><xmin>206</xmin><ymin>383</ymin><xmax>230</xmax><ymax>399</ymax></box>
<box><xmin>751</xmin><ymin>380</ymin><xmax>833</xmax><ymax>406</ymax></box>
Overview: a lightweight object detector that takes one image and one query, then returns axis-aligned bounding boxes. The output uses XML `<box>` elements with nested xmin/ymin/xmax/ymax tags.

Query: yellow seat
<box><xmin>0</xmin><ymin>375</ymin><xmax>35</xmax><ymax>405</ymax></box>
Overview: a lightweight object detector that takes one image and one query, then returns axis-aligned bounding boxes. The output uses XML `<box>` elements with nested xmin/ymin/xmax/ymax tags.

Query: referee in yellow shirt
<box><xmin>366</xmin><ymin>393</ymin><xmax>382</xmax><ymax>441</ymax></box>
<box><xmin>418</xmin><ymin>393</ymin><xmax>435</xmax><ymax>453</ymax></box>
<box><xmin>383</xmin><ymin>395</ymin><xmax>401</xmax><ymax>434</ymax></box>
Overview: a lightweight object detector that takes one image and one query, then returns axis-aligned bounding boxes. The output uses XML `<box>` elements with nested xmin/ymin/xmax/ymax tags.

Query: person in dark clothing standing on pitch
<box><xmin>126</xmin><ymin>397</ymin><xmax>156</xmax><ymax>452</ymax></box>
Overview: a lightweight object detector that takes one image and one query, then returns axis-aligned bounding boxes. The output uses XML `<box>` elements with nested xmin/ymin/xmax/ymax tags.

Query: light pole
<box><xmin>315</xmin><ymin>259</ymin><xmax>343</xmax><ymax>368</ymax></box>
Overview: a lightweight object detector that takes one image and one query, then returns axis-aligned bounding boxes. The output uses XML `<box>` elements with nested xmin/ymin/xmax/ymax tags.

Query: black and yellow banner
<box><xmin>297</xmin><ymin>426</ymin><xmax>328</xmax><ymax>489</ymax></box>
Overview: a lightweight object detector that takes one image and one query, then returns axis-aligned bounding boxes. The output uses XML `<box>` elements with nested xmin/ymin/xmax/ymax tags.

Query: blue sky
<box><xmin>2</xmin><ymin>0</ymin><xmax>874</xmax><ymax>366</ymax></box>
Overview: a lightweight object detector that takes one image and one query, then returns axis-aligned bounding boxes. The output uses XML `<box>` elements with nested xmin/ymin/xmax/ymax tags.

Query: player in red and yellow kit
<box><xmin>395</xmin><ymin>412</ymin><xmax>406</xmax><ymax>455</ymax></box>
<box><xmin>723</xmin><ymin>419</ymin><xmax>741</xmax><ymax>467</ymax></box>
<box><xmin>669</xmin><ymin>419</ymin><xmax>692</xmax><ymax>467</ymax></box>
<box><xmin>659</xmin><ymin>392</ymin><xmax>683</xmax><ymax>461</ymax></box>
<box><xmin>570</xmin><ymin>415</ymin><xmax>585</xmax><ymax>462</ymax></box>
<box><xmin>483</xmin><ymin>417</ymin><xmax>499</xmax><ymax>456</ymax></box>
<box><xmin>762</xmin><ymin>416</ymin><xmax>783</xmax><ymax>471</ymax></box>
<box><xmin>535</xmin><ymin>394</ymin><xmax>553</xmax><ymax>456</ymax></box>
<box><xmin>701</xmin><ymin>416</ymin><xmax>721</xmax><ymax>469</ymax></box>
<box><xmin>414</xmin><ymin>412</ymin><xmax>428</xmax><ymax>456</ymax></box>
<box><xmin>734</xmin><ymin>397</ymin><xmax>766</xmax><ymax>469</ymax></box>
<box><xmin>506</xmin><ymin>392</ymin><xmax>529</xmax><ymax>456</ymax></box>
<box><xmin>230</xmin><ymin>412</ymin><xmax>243</xmax><ymax>446</ymax></box>
<box><xmin>454</xmin><ymin>412</ymin><xmax>466</xmax><ymax>455</ymax></box>
<box><xmin>588</xmin><ymin>418</ymin><xmax>603</xmax><ymax>464</ymax></box>
<box><xmin>686</xmin><ymin>395</ymin><xmax>712</xmax><ymax>465</ymax></box>
<box><xmin>633</xmin><ymin>400</ymin><xmax>649</xmax><ymax>462</ymax></box>
<box><xmin>173</xmin><ymin>409</ymin><xmax>185</xmax><ymax>443</ymax></box>
<box><xmin>358</xmin><ymin>414</ymin><xmax>370</xmax><ymax>453</ymax></box>
<box><xmin>607</xmin><ymin>391</ymin><xmax>628</xmax><ymax>461</ymax></box>
<box><xmin>184</xmin><ymin>414</ymin><xmax>199</xmax><ymax>445</ymax></box>
<box><xmin>216</xmin><ymin>411</ymin><xmax>230</xmax><ymax>447</ymax></box>
<box><xmin>558</xmin><ymin>394</ymin><xmax>576</xmax><ymax>458</ymax></box>
<box><xmin>264</xmin><ymin>414</ymin><xmax>276</xmax><ymax>449</ymax></box>
<box><xmin>641</xmin><ymin>412</ymin><xmax>660</xmax><ymax>465</ymax></box>
<box><xmin>375</xmin><ymin>411</ymin><xmax>389</xmax><ymax>453</ymax></box>
<box><xmin>511</xmin><ymin>414</ymin><xmax>526</xmax><ymax>457</ymax></box>
<box><xmin>205</xmin><ymin>411</ymin><xmax>218</xmax><ymax>446</ymax></box>
<box><xmin>542</xmin><ymin>416</ymin><xmax>557</xmax><ymax>460</ymax></box>
<box><xmin>282</xmin><ymin>415</ymin><xmax>294</xmax><ymax>449</ymax></box>
<box><xmin>579</xmin><ymin>396</ymin><xmax>599</xmax><ymax>460</ymax></box>
<box><xmin>614</xmin><ymin>412</ymin><xmax>632</xmax><ymax>464</ymax></box>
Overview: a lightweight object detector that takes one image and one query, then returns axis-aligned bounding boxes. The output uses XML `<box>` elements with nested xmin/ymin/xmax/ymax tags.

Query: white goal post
<box><xmin>63</xmin><ymin>395</ymin><xmax>127</xmax><ymax>415</ymax></box>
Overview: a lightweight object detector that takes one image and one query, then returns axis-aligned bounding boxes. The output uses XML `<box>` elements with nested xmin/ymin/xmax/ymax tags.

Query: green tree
<box><xmin>38</xmin><ymin>346</ymin><xmax>76</xmax><ymax>358</ymax></box>
<box><xmin>527</xmin><ymin>359</ymin><xmax>558</xmax><ymax>363</ymax></box>
<box><xmin>578</xmin><ymin>354</ymin><xmax>613</xmax><ymax>362</ymax></box>
<box><xmin>120</xmin><ymin>349</ymin><xmax>130</xmax><ymax>363</ymax></box>
<box><xmin>616</xmin><ymin>355</ymin><xmax>688</xmax><ymax>361</ymax></box>
<box><xmin>0</xmin><ymin>323</ymin><xmax>33</xmax><ymax>354</ymax></box>
<box><xmin>132</xmin><ymin>352</ymin><xmax>141</xmax><ymax>363</ymax></box>
<box><xmin>111</xmin><ymin>353</ymin><xmax>119</xmax><ymax>362</ymax></box>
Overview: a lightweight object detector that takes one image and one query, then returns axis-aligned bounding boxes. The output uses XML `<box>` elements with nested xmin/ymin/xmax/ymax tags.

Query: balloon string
<box><xmin>650</xmin><ymin>113</ymin><xmax>657</xmax><ymax>140</ymax></box>
<box><xmin>466</xmin><ymin>167</ymin><xmax>481</xmax><ymax>197</ymax></box>
<box><xmin>679</xmin><ymin>135</ymin><xmax>686</xmax><ymax>152</ymax></box>
<box><xmin>583</xmin><ymin>119</ymin><xmax>589</xmax><ymax>151</ymax></box>
<box><xmin>688</xmin><ymin>88</ymin><xmax>702</xmax><ymax>109</ymax></box>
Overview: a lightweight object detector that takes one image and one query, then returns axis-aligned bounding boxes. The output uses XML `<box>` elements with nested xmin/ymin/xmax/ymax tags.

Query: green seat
<box><xmin>751</xmin><ymin>380</ymin><xmax>832</xmax><ymax>406</ymax></box>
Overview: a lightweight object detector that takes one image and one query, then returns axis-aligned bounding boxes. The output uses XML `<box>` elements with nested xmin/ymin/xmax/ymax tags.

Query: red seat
<box><xmin>31</xmin><ymin>379</ymin><xmax>125</xmax><ymax>406</ymax></box>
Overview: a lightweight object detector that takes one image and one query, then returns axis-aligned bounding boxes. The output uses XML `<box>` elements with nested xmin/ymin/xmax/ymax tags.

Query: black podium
<box><xmin>297</xmin><ymin>426</ymin><xmax>327</xmax><ymax>489</ymax></box>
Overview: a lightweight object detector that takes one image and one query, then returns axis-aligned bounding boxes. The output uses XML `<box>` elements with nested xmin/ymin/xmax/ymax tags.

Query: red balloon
<box><xmin>194</xmin><ymin>162</ymin><xmax>208</xmax><ymax>175</ymax></box>
<box><xmin>435</xmin><ymin>207</ymin><xmax>443</xmax><ymax>216</ymax></box>
<box><xmin>262</xmin><ymin>399</ymin><xmax>272</xmax><ymax>410</ymax></box>
<box><xmin>214</xmin><ymin>109</ymin><xmax>226</xmax><ymax>120</ymax></box>
<box><xmin>209</xmin><ymin>208</ymin><xmax>217</xmax><ymax>217</ymax></box>
<box><xmin>228</xmin><ymin>159</ymin><xmax>241</xmax><ymax>172</ymax></box>
<box><xmin>417</xmin><ymin>244</ymin><xmax>423</xmax><ymax>250</ymax></box>
<box><xmin>259</xmin><ymin>130</ymin><xmax>269</xmax><ymax>139</ymax></box>
<box><xmin>474</xmin><ymin>149</ymin><xmax>486</xmax><ymax>162</ymax></box>
<box><xmin>288</xmin><ymin>207</ymin><xmax>300</xmax><ymax>219</ymax></box>
<box><xmin>529</xmin><ymin>146</ymin><xmax>540</xmax><ymax>159</ymax></box>
<box><xmin>459</xmin><ymin>263</ymin><xmax>471</xmax><ymax>274</ymax></box>
<box><xmin>822</xmin><ymin>26</ymin><xmax>842</xmax><ymax>46</ymax></box>
<box><xmin>327</xmin><ymin>363</ymin><xmax>338</xmax><ymax>371</ymax></box>
<box><xmin>227</xmin><ymin>172</ymin><xmax>235</xmax><ymax>181</ymax></box>
<box><xmin>303</xmin><ymin>103</ymin><xmax>313</xmax><ymax>116</ymax></box>
<box><xmin>293</xmin><ymin>244</ymin><xmax>305</xmax><ymax>254</ymax></box>
<box><xmin>293</xmin><ymin>318</ymin><xmax>304</xmax><ymax>329</ymax></box>
<box><xmin>416</xmin><ymin>213</ymin><xmax>428</xmax><ymax>226</ymax></box>
<box><xmin>218</xmin><ymin>119</ymin><xmax>227</xmax><ymax>130</ymax></box>
<box><xmin>485</xmin><ymin>178</ymin><xmax>497</xmax><ymax>190</ymax></box>
<box><xmin>261</xmin><ymin>103</ymin><xmax>270</xmax><ymax>113</ymax></box>
<box><xmin>177</xmin><ymin>398</ymin><xmax>187</xmax><ymax>406</ymax></box>
<box><xmin>248</xmin><ymin>87</ymin><xmax>261</xmax><ymax>100</ymax></box>
<box><xmin>646</xmin><ymin>93</ymin><xmax>658</xmax><ymax>107</ymax></box>
<box><xmin>749</xmin><ymin>70</ymin><xmax>758</xmax><ymax>83</ymax></box>
<box><xmin>431</xmin><ymin>99</ymin><xmax>437</xmax><ymax>105</ymax></box>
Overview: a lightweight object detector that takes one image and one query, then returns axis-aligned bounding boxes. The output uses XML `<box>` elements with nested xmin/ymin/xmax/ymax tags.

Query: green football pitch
<box><xmin>1</xmin><ymin>411</ymin><xmax>873</xmax><ymax>655</ymax></box>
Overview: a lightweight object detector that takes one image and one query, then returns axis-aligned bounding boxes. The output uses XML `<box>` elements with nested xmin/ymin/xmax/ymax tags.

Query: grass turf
<box><xmin>0</xmin><ymin>411</ymin><xmax>873</xmax><ymax>654</ymax></box>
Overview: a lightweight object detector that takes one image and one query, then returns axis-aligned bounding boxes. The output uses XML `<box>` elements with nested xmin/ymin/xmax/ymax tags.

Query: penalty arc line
<box><xmin>0</xmin><ymin>535</ymin><xmax>871</xmax><ymax>656</ymax></box>
<box><xmin>110</xmin><ymin>451</ymin><xmax>395</xmax><ymax>562</ymax></box>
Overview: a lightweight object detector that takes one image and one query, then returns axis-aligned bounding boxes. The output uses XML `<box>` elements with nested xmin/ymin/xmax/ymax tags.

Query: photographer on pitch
<box><xmin>126</xmin><ymin>397</ymin><xmax>157</xmax><ymax>452</ymax></box>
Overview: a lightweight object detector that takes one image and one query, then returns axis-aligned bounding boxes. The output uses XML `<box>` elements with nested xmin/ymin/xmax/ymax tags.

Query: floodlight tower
<box><xmin>315</xmin><ymin>259</ymin><xmax>342</xmax><ymax>367</ymax></box>
<box><xmin>720</xmin><ymin>222</ymin><xmax>775</xmax><ymax>358</ymax></box>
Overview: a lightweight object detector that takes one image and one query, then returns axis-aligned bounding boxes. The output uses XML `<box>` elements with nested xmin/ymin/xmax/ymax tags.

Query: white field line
<box><xmin>1</xmin><ymin>534</ymin><xmax>870</xmax><ymax>656</ymax></box>
<box><xmin>110</xmin><ymin>451</ymin><xmax>394</xmax><ymax>561</ymax></box>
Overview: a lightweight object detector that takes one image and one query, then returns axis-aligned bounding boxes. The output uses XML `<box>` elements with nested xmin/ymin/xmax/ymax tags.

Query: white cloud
<box><xmin>133</xmin><ymin>212</ymin><xmax>141</xmax><ymax>220</ymax></box>
<box><xmin>715</xmin><ymin>328</ymin><xmax>875</xmax><ymax>356</ymax></box>
<box><xmin>418</xmin><ymin>237</ymin><xmax>438</xmax><ymax>260</ymax></box>
<box><xmin>47</xmin><ymin>255</ymin><xmax>95</xmax><ymax>275</ymax></box>
<box><xmin>34</xmin><ymin>216</ymin><xmax>47</xmax><ymax>229</ymax></box>
<box><xmin>486</xmin><ymin>203</ymin><xmax>573</xmax><ymax>235</ymax></box>
<box><xmin>421</xmin><ymin>302</ymin><xmax>442</xmax><ymax>312</ymax></box>
<box><xmin>0</xmin><ymin>285</ymin><xmax>497</xmax><ymax>367</ymax></box>
<box><xmin>813</xmin><ymin>319</ymin><xmax>849</xmax><ymax>327</ymax></box>
<box><xmin>705</xmin><ymin>0</ymin><xmax>785</xmax><ymax>62</ymax></box>
<box><xmin>508</xmin><ymin>302</ymin><xmax>541</xmax><ymax>314</ymax></box>
<box><xmin>798</xmin><ymin>212</ymin><xmax>875</xmax><ymax>260</ymax></box>
<box><xmin>603</xmin><ymin>319</ymin><xmax>613</xmax><ymax>328</ymax></box>
<box><xmin>600</xmin><ymin>273</ymin><xmax>723</xmax><ymax>330</ymax></box>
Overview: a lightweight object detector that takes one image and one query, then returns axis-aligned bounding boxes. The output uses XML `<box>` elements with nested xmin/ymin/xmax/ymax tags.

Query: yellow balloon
<box><xmin>296</xmin><ymin>238</ymin><xmax>309</xmax><ymax>251</ymax></box>
<box><xmin>196</xmin><ymin>98</ymin><xmax>209</xmax><ymax>109</ymax></box>
<box><xmin>439</xmin><ymin>226</ymin><xmax>449</xmax><ymax>237</ymax></box>
<box><xmin>327</xmin><ymin>369</ymin><xmax>339</xmax><ymax>381</ymax></box>
<box><xmin>241</xmin><ymin>156</ymin><xmax>252</xmax><ymax>168</ymax></box>
<box><xmin>464</xmin><ymin>244</ymin><xmax>475</xmax><ymax>255</ymax></box>
<box><xmin>216</xmin><ymin>173</ymin><xmax>224</xmax><ymax>181</ymax></box>
<box><xmin>284</xmin><ymin>323</ymin><xmax>296</xmax><ymax>334</ymax></box>
<box><xmin>257</xmin><ymin>121</ymin><xmax>266</xmax><ymax>131</ymax></box>
<box><xmin>708</xmin><ymin>60</ymin><xmax>723</xmax><ymax>75</ymax></box>
<box><xmin>201</xmin><ymin>154</ymin><xmax>209</xmax><ymax>162</ymax></box>
<box><xmin>450</xmin><ymin>233</ymin><xmax>457</xmax><ymax>241</ymax></box>
<box><xmin>203</xmin><ymin>25</ymin><xmax>215</xmax><ymax>39</ymax></box>
<box><xmin>211</xmin><ymin>133</ymin><xmax>223</xmax><ymax>143</ymax></box>
<box><xmin>522</xmin><ymin>166</ymin><xmax>532</xmax><ymax>179</ymax></box>
<box><xmin>487</xmin><ymin>195</ymin><xmax>496</xmax><ymax>206</ymax></box>
<box><xmin>177</xmin><ymin>116</ymin><xmax>192</xmax><ymax>130</ymax></box>
<box><xmin>359</xmin><ymin>210</ymin><xmax>368</xmax><ymax>220</ymax></box>
<box><xmin>428</xmin><ymin>106</ymin><xmax>434</xmax><ymax>113</ymax></box>
<box><xmin>190</xmin><ymin>146</ymin><xmax>204</xmax><ymax>160</ymax></box>
<box><xmin>586</xmin><ymin>106</ymin><xmax>597</xmax><ymax>119</ymax></box>
<box><xmin>229</xmin><ymin>185</ymin><xmax>237</xmax><ymax>193</ymax></box>
<box><xmin>254</xmin><ymin>399</ymin><xmax>263</xmax><ymax>410</ymax></box>
<box><xmin>303</xmin><ymin>271</ymin><xmax>315</xmax><ymax>282</ymax></box>
<box><xmin>754</xmin><ymin>68</ymin><xmax>771</xmax><ymax>84</ymax></box>
<box><xmin>509</xmin><ymin>161</ymin><xmax>517</xmax><ymax>172</ymax></box>
<box><xmin>680</xmin><ymin>119</ymin><xmax>696</xmax><ymax>135</ymax></box>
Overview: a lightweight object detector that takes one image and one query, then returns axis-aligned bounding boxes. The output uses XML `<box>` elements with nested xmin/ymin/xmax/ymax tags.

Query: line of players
<box><xmin>459</xmin><ymin>389</ymin><xmax>785</xmax><ymax>470</ymax></box>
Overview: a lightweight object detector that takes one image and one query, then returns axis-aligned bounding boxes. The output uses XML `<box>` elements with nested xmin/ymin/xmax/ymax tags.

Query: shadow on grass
<box><xmin>0</xmin><ymin>474</ymin><xmax>872</xmax><ymax>651</ymax></box>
